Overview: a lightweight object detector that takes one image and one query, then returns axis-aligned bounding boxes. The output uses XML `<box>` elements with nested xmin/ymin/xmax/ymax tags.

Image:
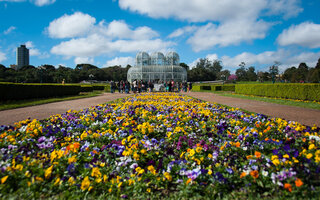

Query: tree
<box><xmin>269</xmin><ymin>61</ymin><xmax>280</xmax><ymax>83</ymax></box>
<box><xmin>179</xmin><ymin>63</ymin><xmax>189</xmax><ymax>71</ymax></box>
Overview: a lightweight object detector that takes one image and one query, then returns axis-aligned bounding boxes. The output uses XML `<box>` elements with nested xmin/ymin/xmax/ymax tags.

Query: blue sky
<box><xmin>0</xmin><ymin>0</ymin><xmax>320</xmax><ymax>73</ymax></box>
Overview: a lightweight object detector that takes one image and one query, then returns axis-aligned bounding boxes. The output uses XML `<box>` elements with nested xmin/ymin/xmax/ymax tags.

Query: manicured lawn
<box><xmin>219</xmin><ymin>92</ymin><xmax>320</xmax><ymax>110</ymax></box>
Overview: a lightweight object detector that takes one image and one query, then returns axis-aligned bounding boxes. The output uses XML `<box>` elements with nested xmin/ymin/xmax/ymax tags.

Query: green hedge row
<box><xmin>192</xmin><ymin>84</ymin><xmax>235</xmax><ymax>92</ymax></box>
<box><xmin>0</xmin><ymin>83</ymin><xmax>82</xmax><ymax>101</ymax></box>
<box><xmin>235</xmin><ymin>84</ymin><xmax>320</xmax><ymax>101</ymax></box>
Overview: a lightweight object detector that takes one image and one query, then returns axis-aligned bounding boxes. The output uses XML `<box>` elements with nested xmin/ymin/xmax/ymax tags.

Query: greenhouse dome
<box><xmin>127</xmin><ymin>51</ymin><xmax>187</xmax><ymax>83</ymax></box>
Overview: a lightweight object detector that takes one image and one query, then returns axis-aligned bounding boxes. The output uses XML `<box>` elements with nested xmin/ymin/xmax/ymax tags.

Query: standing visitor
<box><xmin>188</xmin><ymin>82</ymin><xmax>192</xmax><ymax>92</ymax></box>
<box><xmin>133</xmin><ymin>79</ymin><xmax>137</xmax><ymax>93</ymax></box>
<box><xmin>125</xmin><ymin>81</ymin><xmax>130</xmax><ymax>94</ymax></box>
<box><xmin>110</xmin><ymin>80</ymin><xmax>115</xmax><ymax>93</ymax></box>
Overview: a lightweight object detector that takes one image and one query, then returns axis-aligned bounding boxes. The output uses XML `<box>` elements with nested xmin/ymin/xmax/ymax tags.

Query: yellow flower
<box><xmin>208</xmin><ymin>169</ymin><xmax>212</xmax><ymax>175</ymax></box>
<box><xmin>147</xmin><ymin>165</ymin><xmax>157</xmax><ymax>175</ymax></box>
<box><xmin>91</xmin><ymin>167</ymin><xmax>102</xmax><ymax>178</ymax></box>
<box><xmin>309</xmin><ymin>144</ymin><xmax>315</xmax><ymax>150</ymax></box>
<box><xmin>147</xmin><ymin>188</ymin><xmax>151</xmax><ymax>193</ymax></box>
<box><xmin>188</xmin><ymin>149</ymin><xmax>195</xmax><ymax>157</ymax></box>
<box><xmin>196</xmin><ymin>146</ymin><xmax>202</xmax><ymax>153</ymax></box>
<box><xmin>45</xmin><ymin>165</ymin><xmax>53</xmax><ymax>179</ymax></box>
<box><xmin>15</xmin><ymin>164</ymin><xmax>23</xmax><ymax>171</ymax></box>
<box><xmin>68</xmin><ymin>177</ymin><xmax>75</xmax><ymax>185</ymax></box>
<box><xmin>306</xmin><ymin>153</ymin><xmax>313</xmax><ymax>159</ymax></box>
<box><xmin>164</xmin><ymin>172</ymin><xmax>172</xmax><ymax>181</ymax></box>
<box><xmin>1</xmin><ymin>176</ymin><xmax>8</xmax><ymax>184</ymax></box>
<box><xmin>68</xmin><ymin>155</ymin><xmax>77</xmax><ymax>164</ymax></box>
<box><xmin>81</xmin><ymin>176</ymin><xmax>90</xmax><ymax>191</ymax></box>
<box><xmin>54</xmin><ymin>177</ymin><xmax>61</xmax><ymax>186</ymax></box>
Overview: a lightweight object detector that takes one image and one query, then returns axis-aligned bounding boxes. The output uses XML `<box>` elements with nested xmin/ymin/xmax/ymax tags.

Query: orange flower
<box><xmin>240</xmin><ymin>172</ymin><xmax>247</xmax><ymax>178</ymax></box>
<box><xmin>254</xmin><ymin>151</ymin><xmax>261</xmax><ymax>158</ymax></box>
<box><xmin>250</xmin><ymin>170</ymin><xmax>259</xmax><ymax>179</ymax></box>
<box><xmin>284</xmin><ymin>183</ymin><xmax>292</xmax><ymax>192</ymax></box>
<box><xmin>295</xmin><ymin>178</ymin><xmax>303</xmax><ymax>187</ymax></box>
<box><xmin>186</xmin><ymin>178</ymin><xmax>192</xmax><ymax>185</ymax></box>
<box><xmin>235</xmin><ymin>142</ymin><xmax>241</xmax><ymax>148</ymax></box>
<box><xmin>246</xmin><ymin>155</ymin><xmax>253</xmax><ymax>160</ymax></box>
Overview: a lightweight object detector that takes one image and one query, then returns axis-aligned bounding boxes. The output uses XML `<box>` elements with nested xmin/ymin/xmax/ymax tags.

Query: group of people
<box><xmin>109</xmin><ymin>80</ymin><xmax>192</xmax><ymax>94</ymax></box>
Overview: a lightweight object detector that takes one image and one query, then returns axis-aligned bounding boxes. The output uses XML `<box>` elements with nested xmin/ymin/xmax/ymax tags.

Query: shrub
<box><xmin>80</xmin><ymin>85</ymin><xmax>94</xmax><ymax>92</ymax></box>
<box><xmin>92</xmin><ymin>85</ymin><xmax>105</xmax><ymax>91</ymax></box>
<box><xmin>104</xmin><ymin>85</ymin><xmax>111</xmax><ymax>92</ymax></box>
<box><xmin>235</xmin><ymin>84</ymin><xmax>320</xmax><ymax>101</ymax></box>
<box><xmin>0</xmin><ymin>83</ymin><xmax>81</xmax><ymax>101</ymax></box>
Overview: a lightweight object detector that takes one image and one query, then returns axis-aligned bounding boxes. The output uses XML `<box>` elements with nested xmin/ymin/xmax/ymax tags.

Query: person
<box><xmin>171</xmin><ymin>79</ymin><xmax>175</xmax><ymax>92</ymax></box>
<box><xmin>133</xmin><ymin>79</ymin><xmax>137</xmax><ymax>93</ymax></box>
<box><xmin>125</xmin><ymin>81</ymin><xmax>130</xmax><ymax>94</ymax></box>
<box><xmin>188</xmin><ymin>82</ymin><xmax>192</xmax><ymax>92</ymax></box>
<box><xmin>110</xmin><ymin>80</ymin><xmax>115</xmax><ymax>93</ymax></box>
<box><xmin>119</xmin><ymin>80</ymin><xmax>124</xmax><ymax>93</ymax></box>
<box><xmin>117</xmin><ymin>81</ymin><xmax>121</xmax><ymax>93</ymax></box>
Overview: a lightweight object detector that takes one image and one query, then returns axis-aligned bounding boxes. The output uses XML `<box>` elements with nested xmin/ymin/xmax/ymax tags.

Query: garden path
<box><xmin>1</xmin><ymin>92</ymin><xmax>319</xmax><ymax>127</ymax></box>
<box><xmin>184</xmin><ymin>92</ymin><xmax>320</xmax><ymax>127</ymax></box>
<box><xmin>0</xmin><ymin>93</ymin><xmax>130</xmax><ymax>126</ymax></box>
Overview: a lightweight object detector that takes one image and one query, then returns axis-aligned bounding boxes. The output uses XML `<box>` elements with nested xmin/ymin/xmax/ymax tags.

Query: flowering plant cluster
<box><xmin>0</xmin><ymin>93</ymin><xmax>319</xmax><ymax>199</ymax></box>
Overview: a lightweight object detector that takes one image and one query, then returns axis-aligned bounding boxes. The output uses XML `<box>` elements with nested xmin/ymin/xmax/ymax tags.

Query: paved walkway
<box><xmin>183</xmin><ymin>92</ymin><xmax>320</xmax><ymax>127</ymax></box>
<box><xmin>1</xmin><ymin>92</ymin><xmax>319</xmax><ymax>127</ymax></box>
<box><xmin>0</xmin><ymin>93</ymin><xmax>130</xmax><ymax>126</ymax></box>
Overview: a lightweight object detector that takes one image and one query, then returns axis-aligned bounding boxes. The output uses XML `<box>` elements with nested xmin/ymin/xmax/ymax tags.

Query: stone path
<box><xmin>0</xmin><ymin>93</ymin><xmax>130</xmax><ymax>126</ymax></box>
<box><xmin>183</xmin><ymin>92</ymin><xmax>320</xmax><ymax>127</ymax></box>
<box><xmin>1</xmin><ymin>92</ymin><xmax>319</xmax><ymax>127</ymax></box>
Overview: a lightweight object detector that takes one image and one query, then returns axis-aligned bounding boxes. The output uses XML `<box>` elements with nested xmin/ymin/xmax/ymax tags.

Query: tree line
<box><xmin>1</xmin><ymin>57</ymin><xmax>320</xmax><ymax>83</ymax></box>
<box><xmin>0</xmin><ymin>64</ymin><xmax>130</xmax><ymax>83</ymax></box>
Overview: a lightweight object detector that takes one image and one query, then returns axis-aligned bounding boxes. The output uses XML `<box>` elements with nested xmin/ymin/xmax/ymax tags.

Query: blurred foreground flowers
<box><xmin>0</xmin><ymin>93</ymin><xmax>319</xmax><ymax>198</ymax></box>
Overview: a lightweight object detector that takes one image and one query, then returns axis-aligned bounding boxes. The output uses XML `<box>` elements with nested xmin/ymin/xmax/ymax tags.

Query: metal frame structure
<box><xmin>127</xmin><ymin>51</ymin><xmax>187</xmax><ymax>83</ymax></box>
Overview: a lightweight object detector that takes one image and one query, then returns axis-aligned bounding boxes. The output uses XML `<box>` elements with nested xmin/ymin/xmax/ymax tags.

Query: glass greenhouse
<box><xmin>127</xmin><ymin>51</ymin><xmax>187</xmax><ymax>83</ymax></box>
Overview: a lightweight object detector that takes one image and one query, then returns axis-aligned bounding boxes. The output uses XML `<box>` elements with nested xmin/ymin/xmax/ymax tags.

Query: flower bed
<box><xmin>0</xmin><ymin>93</ymin><xmax>319</xmax><ymax>199</ymax></box>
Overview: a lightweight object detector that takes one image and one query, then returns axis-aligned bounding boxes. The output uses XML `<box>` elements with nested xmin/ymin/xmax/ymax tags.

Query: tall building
<box><xmin>16</xmin><ymin>45</ymin><xmax>29</xmax><ymax>69</ymax></box>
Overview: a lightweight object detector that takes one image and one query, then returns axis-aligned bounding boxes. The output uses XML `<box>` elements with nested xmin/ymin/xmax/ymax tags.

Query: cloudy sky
<box><xmin>0</xmin><ymin>0</ymin><xmax>319</xmax><ymax>72</ymax></box>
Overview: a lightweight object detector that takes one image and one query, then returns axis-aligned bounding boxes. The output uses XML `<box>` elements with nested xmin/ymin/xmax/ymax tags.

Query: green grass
<box><xmin>0</xmin><ymin>91</ymin><xmax>104</xmax><ymax>111</ymax></box>
<box><xmin>217</xmin><ymin>91</ymin><xmax>320</xmax><ymax>110</ymax></box>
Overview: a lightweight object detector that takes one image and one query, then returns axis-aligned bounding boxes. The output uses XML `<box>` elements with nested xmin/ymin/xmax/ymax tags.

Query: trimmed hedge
<box><xmin>80</xmin><ymin>85</ymin><xmax>94</xmax><ymax>92</ymax></box>
<box><xmin>235</xmin><ymin>84</ymin><xmax>320</xmax><ymax>101</ymax></box>
<box><xmin>104</xmin><ymin>85</ymin><xmax>111</xmax><ymax>92</ymax></box>
<box><xmin>0</xmin><ymin>83</ymin><xmax>82</xmax><ymax>101</ymax></box>
<box><xmin>92</xmin><ymin>85</ymin><xmax>105</xmax><ymax>91</ymax></box>
<box><xmin>192</xmin><ymin>84</ymin><xmax>235</xmax><ymax>92</ymax></box>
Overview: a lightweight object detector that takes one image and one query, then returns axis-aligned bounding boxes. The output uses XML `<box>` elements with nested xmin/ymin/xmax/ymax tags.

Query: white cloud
<box><xmin>3</xmin><ymin>26</ymin><xmax>16</xmax><ymax>35</ymax></box>
<box><xmin>74</xmin><ymin>57</ymin><xmax>94</xmax><ymax>65</ymax></box>
<box><xmin>277</xmin><ymin>22</ymin><xmax>320</xmax><ymax>48</ymax></box>
<box><xmin>0</xmin><ymin>51</ymin><xmax>6</xmax><ymax>62</ymax></box>
<box><xmin>119</xmin><ymin>0</ymin><xmax>266</xmax><ymax>22</ymax></box>
<box><xmin>266</xmin><ymin>0</ymin><xmax>303</xmax><ymax>19</ymax></box>
<box><xmin>0</xmin><ymin>0</ymin><xmax>55</xmax><ymax>6</ymax></box>
<box><xmin>118</xmin><ymin>0</ymin><xmax>301</xmax><ymax>22</ymax></box>
<box><xmin>187</xmin><ymin>20</ymin><xmax>271</xmax><ymax>51</ymax></box>
<box><xmin>32</xmin><ymin>0</ymin><xmax>55</xmax><ymax>6</ymax></box>
<box><xmin>104</xmin><ymin>56</ymin><xmax>135</xmax><ymax>67</ymax></box>
<box><xmin>105</xmin><ymin>20</ymin><xmax>158</xmax><ymax>40</ymax></box>
<box><xmin>168</xmin><ymin>26</ymin><xmax>197</xmax><ymax>38</ymax></box>
<box><xmin>25</xmin><ymin>41</ymin><xmax>50</xmax><ymax>58</ymax></box>
<box><xmin>47</xmin><ymin>12</ymin><xmax>96</xmax><ymax>38</ymax></box>
<box><xmin>49</xmin><ymin>13</ymin><xmax>173</xmax><ymax>58</ymax></box>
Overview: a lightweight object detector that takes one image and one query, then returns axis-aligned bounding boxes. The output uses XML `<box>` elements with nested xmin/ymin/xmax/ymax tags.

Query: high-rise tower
<box><xmin>16</xmin><ymin>45</ymin><xmax>29</xmax><ymax>69</ymax></box>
